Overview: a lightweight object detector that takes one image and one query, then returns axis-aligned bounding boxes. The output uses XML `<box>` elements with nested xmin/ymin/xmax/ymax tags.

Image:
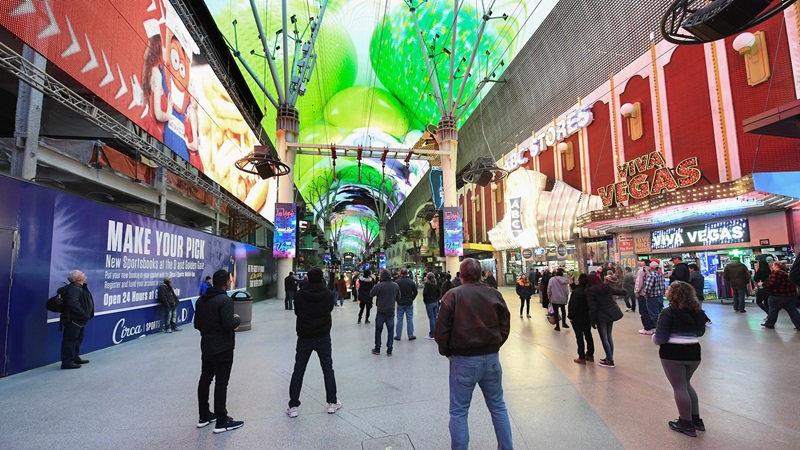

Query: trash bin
<box><xmin>232</xmin><ymin>291</ymin><xmax>253</xmax><ymax>331</ymax></box>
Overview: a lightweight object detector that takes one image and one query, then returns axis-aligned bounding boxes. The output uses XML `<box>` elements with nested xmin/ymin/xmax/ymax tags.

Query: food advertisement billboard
<box><xmin>0</xmin><ymin>0</ymin><xmax>276</xmax><ymax>220</ymax></box>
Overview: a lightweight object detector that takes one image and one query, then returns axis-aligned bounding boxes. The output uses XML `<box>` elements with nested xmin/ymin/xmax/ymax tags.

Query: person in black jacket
<box><xmin>422</xmin><ymin>272</ymin><xmax>441</xmax><ymax>339</ymax></box>
<box><xmin>539</xmin><ymin>269</ymin><xmax>551</xmax><ymax>309</ymax></box>
<box><xmin>688</xmin><ymin>264</ymin><xmax>712</xmax><ymax>325</ymax></box>
<box><xmin>287</xmin><ymin>268</ymin><xmax>340</xmax><ymax>418</ymax></box>
<box><xmin>753</xmin><ymin>259</ymin><xmax>772</xmax><ymax>316</ymax></box>
<box><xmin>194</xmin><ymin>269</ymin><xmax>243</xmax><ymax>433</ymax></box>
<box><xmin>394</xmin><ymin>268</ymin><xmax>418</xmax><ymax>340</ymax></box>
<box><xmin>158</xmin><ymin>277</ymin><xmax>181</xmax><ymax>332</ymax></box>
<box><xmin>567</xmin><ymin>274</ymin><xmax>594</xmax><ymax>364</ymax></box>
<box><xmin>652</xmin><ymin>280</ymin><xmax>707</xmax><ymax>437</ymax></box>
<box><xmin>515</xmin><ymin>274</ymin><xmax>534</xmax><ymax>318</ymax></box>
<box><xmin>484</xmin><ymin>271</ymin><xmax>498</xmax><ymax>289</ymax></box>
<box><xmin>60</xmin><ymin>270</ymin><xmax>95</xmax><ymax>370</ymax></box>
<box><xmin>357</xmin><ymin>270</ymin><xmax>375</xmax><ymax>324</ymax></box>
<box><xmin>587</xmin><ymin>273</ymin><xmax>627</xmax><ymax>368</ymax></box>
<box><xmin>669</xmin><ymin>255</ymin><xmax>690</xmax><ymax>284</ymax></box>
<box><xmin>284</xmin><ymin>272</ymin><xmax>298</xmax><ymax>310</ymax></box>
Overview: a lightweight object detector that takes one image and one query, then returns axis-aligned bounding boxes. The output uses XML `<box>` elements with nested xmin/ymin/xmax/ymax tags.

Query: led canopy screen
<box><xmin>205</xmin><ymin>0</ymin><xmax>552</xmax><ymax>256</ymax></box>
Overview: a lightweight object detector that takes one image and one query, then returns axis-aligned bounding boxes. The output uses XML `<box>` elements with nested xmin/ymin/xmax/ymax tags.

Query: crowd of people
<box><xmin>56</xmin><ymin>253</ymin><xmax>798</xmax><ymax>445</ymax></box>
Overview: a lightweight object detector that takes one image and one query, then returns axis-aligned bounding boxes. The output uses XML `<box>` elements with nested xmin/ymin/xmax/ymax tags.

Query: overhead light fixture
<box><xmin>732</xmin><ymin>31</ymin><xmax>770</xmax><ymax>86</ymax></box>
<box><xmin>620</xmin><ymin>102</ymin><xmax>643</xmax><ymax>141</ymax></box>
<box><xmin>235</xmin><ymin>145</ymin><xmax>291</xmax><ymax>180</ymax></box>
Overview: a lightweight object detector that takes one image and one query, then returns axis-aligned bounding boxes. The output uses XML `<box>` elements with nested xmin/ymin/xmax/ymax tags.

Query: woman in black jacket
<box><xmin>357</xmin><ymin>270</ymin><xmax>374</xmax><ymax>324</ymax></box>
<box><xmin>653</xmin><ymin>280</ymin><xmax>707</xmax><ymax>437</ymax></box>
<box><xmin>753</xmin><ymin>259</ymin><xmax>772</xmax><ymax>317</ymax></box>
<box><xmin>586</xmin><ymin>273</ymin><xmax>627</xmax><ymax>368</ymax></box>
<box><xmin>567</xmin><ymin>274</ymin><xmax>594</xmax><ymax>364</ymax></box>
<box><xmin>422</xmin><ymin>273</ymin><xmax>441</xmax><ymax>339</ymax></box>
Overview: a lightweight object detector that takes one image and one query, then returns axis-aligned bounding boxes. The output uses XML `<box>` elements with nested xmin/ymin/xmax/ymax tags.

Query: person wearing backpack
<box><xmin>60</xmin><ymin>270</ymin><xmax>95</xmax><ymax>370</ymax></box>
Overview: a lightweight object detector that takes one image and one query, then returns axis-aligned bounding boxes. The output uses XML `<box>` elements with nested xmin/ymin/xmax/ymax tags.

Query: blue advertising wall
<box><xmin>1</xmin><ymin>175</ymin><xmax>272</xmax><ymax>375</ymax></box>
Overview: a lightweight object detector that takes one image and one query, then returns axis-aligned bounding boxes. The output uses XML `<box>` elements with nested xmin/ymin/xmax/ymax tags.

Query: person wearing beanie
<box><xmin>158</xmin><ymin>276</ymin><xmax>181</xmax><ymax>333</ymax></box>
<box><xmin>370</xmin><ymin>270</ymin><xmax>400</xmax><ymax>355</ymax></box>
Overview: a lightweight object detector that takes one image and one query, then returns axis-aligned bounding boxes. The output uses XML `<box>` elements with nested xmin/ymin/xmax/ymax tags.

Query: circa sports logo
<box><xmin>112</xmin><ymin>318</ymin><xmax>144</xmax><ymax>345</ymax></box>
<box><xmin>111</xmin><ymin>308</ymin><xmax>189</xmax><ymax>344</ymax></box>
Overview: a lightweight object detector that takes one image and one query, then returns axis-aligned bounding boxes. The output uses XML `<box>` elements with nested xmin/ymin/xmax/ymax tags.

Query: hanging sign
<box><xmin>429</xmin><ymin>167</ymin><xmax>444</xmax><ymax>209</ymax></box>
<box><xmin>379</xmin><ymin>253</ymin><xmax>386</xmax><ymax>269</ymax></box>
<box><xmin>597</xmin><ymin>151</ymin><xmax>702</xmax><ymax>207</ymax></box>
<box><xmin>273</xmin><ymin>203</ymin><xmax>296</xmax><ymax>258</ymax></box>
<box><xmin>521</xmin><ymin>249</ymin><xmax>533</xmax><ymax>260</ymax></box>
<box><xmin>443</xmin><ymin>207</ymin><xmax>464</xmax><ymax>257</ymax></box>
<box><xmin>509</xmin><ymin>197</ymin><xmax>523</xmax><ymax>236</ymax></box>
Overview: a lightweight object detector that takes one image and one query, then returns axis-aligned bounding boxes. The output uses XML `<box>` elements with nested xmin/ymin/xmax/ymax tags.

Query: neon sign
<box><xmin>650</xmin><ymin>219</ymin><xmax>750</xmax><ymax>250</ymax></box>
<box><xmin>503</xmin><ymin>104</ymin><xmax>594</xmax><ymax>173</ymax></box>
<box><xmin>597</xmin><ymin>151</ymin><xmax>702</xmax><ymax>207</ymax></box>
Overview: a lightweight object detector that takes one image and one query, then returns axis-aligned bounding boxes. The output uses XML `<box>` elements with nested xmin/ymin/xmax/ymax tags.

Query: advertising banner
<box><xmin>618</xmin><ymin>234</ymin><xmax>634</xmax><ymax>253</ymax></box>
<box><xmin>443</xmin><ymin>207</ymin><xmax>464</xmax><ymax>257</ymax></box>
<box><xmin>650</xmin><ymin>219</ymin><xmax>750</xmax><ymax>250</ymax></box>
<box><xmin>273</xmin><ymin>203</ymin><xmax>296</xmax><ymax>258</ymax></box>
<box><xmin>1</xmin><ymin>175</ymin><xmax>272</xmax><ymax>375</ymax></box>
<box><xmin>429</xmin><ymin>167</ymin><xmax>444</xmax><ymax>210</ymax></box>
<box><xmin>379</xmin><ymin>253</ymin><xmax>386</xmax><ymax>269</ymax></box>
<box><xmin>0</xmin><ymin>0</ymin><xmax>276</xmax><ymax>219</ymax></box>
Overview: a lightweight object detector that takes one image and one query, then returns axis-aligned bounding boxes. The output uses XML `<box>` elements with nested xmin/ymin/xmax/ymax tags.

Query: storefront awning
<box><xmin>576</xmin><ymin>174</ymin><xmax>800</xmax><ymax>233</ymax></box>
<box><xmin>743</xmin><ymin>99</ymin><xmax>800</xmax><ymax>139</ymax></box>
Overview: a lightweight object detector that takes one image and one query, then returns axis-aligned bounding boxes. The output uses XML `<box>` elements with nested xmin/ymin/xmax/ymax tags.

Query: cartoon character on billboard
<box><xmin>140</xmin><ymin>1</ymin><xmax>201</xmax><ymax>170</ymax></box>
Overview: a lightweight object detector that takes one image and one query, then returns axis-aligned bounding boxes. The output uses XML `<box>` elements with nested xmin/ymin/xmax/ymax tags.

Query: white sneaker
<box><xmin>425</xmin><ymin>336</ymin><xmax>435</xmax><ymax>340</ymax></box>
<box><xmin>327</xmin><ymin>402</ymin><xmax>342</xmax><ymax>414</ymax></box>
<box><xmin>637</xmin><ymin>329</ymin><xmax>649</xmax><ymax>334</ymax></box>
<box><xmin>643</xmin><ymin>329</ymin><xmax>655</xmax><ymax>335</ymax></box>
<box><xmin>287</xmin><ymin>406</ymin><xmax>298</xmax><ymax>418</ymax></box>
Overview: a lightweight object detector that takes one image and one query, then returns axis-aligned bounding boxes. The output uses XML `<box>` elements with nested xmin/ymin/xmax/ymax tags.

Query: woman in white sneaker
<box><xmin>653</xmin><ymin>281</ymin><xmax>707</xmax><ymax>437</ymax></box>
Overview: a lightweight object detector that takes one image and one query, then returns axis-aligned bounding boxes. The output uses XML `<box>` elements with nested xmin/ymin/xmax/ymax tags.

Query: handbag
<box><xmin>546</xmin><ymin>304</ymin><xmax>557</xmax><ymax>324</ymax></box>
<box><xmin>610</xmin><ymin>303</ymin><xmax>624</xmax><ymax>322</ymax></box>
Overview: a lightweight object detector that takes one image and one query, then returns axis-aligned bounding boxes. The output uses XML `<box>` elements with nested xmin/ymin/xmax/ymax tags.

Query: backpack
<box><xmin>46</xmin><ymin>285</ymin><xmax>69</xmax><ymax>313</ymax></box>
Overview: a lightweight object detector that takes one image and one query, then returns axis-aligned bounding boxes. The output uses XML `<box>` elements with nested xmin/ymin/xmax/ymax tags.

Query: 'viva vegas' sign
<box><xmin>597</xmin><ymin>151</ymin><xmax>702</xmax><ymax>207</ymax></box>
<box><xmin>504</xmin><ymin>104</ymin><xmax>594</xmax><ymax>172</ymax></box>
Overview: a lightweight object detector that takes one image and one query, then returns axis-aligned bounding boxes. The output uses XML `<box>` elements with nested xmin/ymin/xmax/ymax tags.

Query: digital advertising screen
<box><xmin>0</xmin><ymin>0</ymin><xmax>276</xmax><ymax>220</ymax></box>
<box><xmin>443</xmin><ymin>207</ymin><xmax>463</xmax><ymax>257</ymax></box>
<box><xmin>273</xmin><ymin>203</ymin><xmax>297</xmax><ymax>258</ymax></box>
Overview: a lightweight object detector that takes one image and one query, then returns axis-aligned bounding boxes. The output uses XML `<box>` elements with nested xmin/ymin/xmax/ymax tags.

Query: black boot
<box><xmin>668</xmin><ymin>419</ymin><xmax>697</xmax><ymax>437</ymax></box>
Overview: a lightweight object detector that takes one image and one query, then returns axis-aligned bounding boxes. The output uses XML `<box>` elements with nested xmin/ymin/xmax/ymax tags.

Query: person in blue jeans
<box><xmin>370</xmin><ymin>270</ymin><xmax>400</xmax><ymax>355</ymax></box>
<box><xmin>394</xmin><ymin>268</ymin><xmax>418</xmax><ymax>340</ymax></box>
<box><xmin>435</xmin><ymin>258</ymin><xmax>512</xmax><ymax>450</ymax></box>
<box><xmin>644</xmin><ymin>261</ymin><xmax>666</xmax><ymax>331</ymax></box>
<box><xmin>422</xmin><ymin>272</ymin><xmax>441</xmax><ymax>339</ymax></box>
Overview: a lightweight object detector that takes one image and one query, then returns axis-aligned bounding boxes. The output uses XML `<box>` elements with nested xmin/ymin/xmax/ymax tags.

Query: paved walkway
<box><xmin>1</xmin><ymin>287</ymin><xmax>799</xmax><ymax>449</ymax></box>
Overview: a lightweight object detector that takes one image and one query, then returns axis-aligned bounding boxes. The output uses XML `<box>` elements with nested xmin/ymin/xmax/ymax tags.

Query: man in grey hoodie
<box><xmin>547</xmin><ymin>268</ymin><xmax>570</xmax><ymax>331</ymax></box>
<box><xmin>370</xmin><ymin>269</ymin><xmax>400</xmax><ymax>356</ymax></box>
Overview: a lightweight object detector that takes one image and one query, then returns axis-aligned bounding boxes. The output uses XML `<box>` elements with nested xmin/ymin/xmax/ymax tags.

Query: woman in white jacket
<box><xmin>548</xmin><ymin>268</ymin><xmax>570</xmax><ymax>331</ymax></box>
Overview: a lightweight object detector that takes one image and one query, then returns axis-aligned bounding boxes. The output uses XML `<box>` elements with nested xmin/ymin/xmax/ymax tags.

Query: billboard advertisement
<box><xmin>1</xmin><ymin>175</ymin><xmax>271</xmax><ymax>375</ymax></box>
<box><xmin>443</xmin><ymin>207</ymin><xmax>463</xmax><ymax>257</ymax></box>
<box><xmin>273</xmin><ymin>203</ymin><xmax>296</xmax><ymax>258</ymax></box>
<box><xmin>0</xmin><ymin>0</ymin><xmax>276</xmax><ymax>220</ymax></box>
